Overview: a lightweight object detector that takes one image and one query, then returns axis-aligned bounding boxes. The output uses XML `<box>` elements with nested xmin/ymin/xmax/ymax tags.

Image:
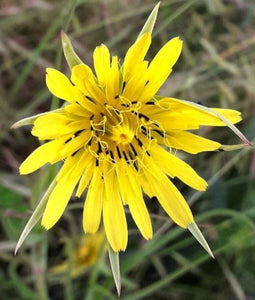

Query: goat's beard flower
<box><xmin>51</xmin><ymin>230</ymin><xmax>105</xmax><ymax>278</ymax></box>
<box><xmin>17</xmin><ymin>31</ymin><xmax>241</xmax><ymax>252</ymax></box>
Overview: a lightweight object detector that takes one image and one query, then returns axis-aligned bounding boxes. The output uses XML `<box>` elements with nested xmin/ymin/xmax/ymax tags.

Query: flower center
<box><xmin>109</xmin><ymin>124</ymin><xmax>135</xmax><ymax>145</ymax></box>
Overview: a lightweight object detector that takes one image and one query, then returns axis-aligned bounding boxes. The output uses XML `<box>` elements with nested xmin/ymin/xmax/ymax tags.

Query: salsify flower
<box><xmin>51</xmin><ymin>231</ymin><xmax>105</xmax><ymax>278</ymax></box>
<box><xmin>14</xmin><ymin>5</ymin><xmax>246</xmax><ymax>257</ymax></box>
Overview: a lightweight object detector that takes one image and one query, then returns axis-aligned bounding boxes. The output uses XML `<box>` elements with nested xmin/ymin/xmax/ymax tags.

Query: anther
<box><xmin>116</xmin><ymin>146</ymin><xmax>122</xmax><ymax>159</ymax></box>
<box><xmin>152</xmin><ymin>129</ymin><xmax>165</xmax><ymax>138</ymax></box>
<box><xmin>88</xmin><ymin>137</ymin><xmax>93</xmax><ymax>146</ymax></box>
<box><xmin>74</xmin><ymin>129</ymin><xmax>85</xmax><ymax>137</ymax></box>
<box><xmin>71</xmin><ymin>149</ymin><xmax>80</xmax><ymax>157</ymax></box>
<box><xmin>123</xmin><ymin>151</ymin><xmax>130</xmax><ymax>165</ymax></box>
<box><xmin>109</xmin><ymin>150</ymin><xmax>115</xmax><ymax>163</ymax></box>
<box><xmin>95</xmin><ymin>158</ymin><xmax>99</xmax><ymax>167</ymax></box>
<box><xmin>130</xmin><ymin>143</ymin><xmax>138</xmax><ymax>156</ymax></box>
<box><xmin>86</xmin><ymin>95</ymin><xmax>94</xmax><ymax>102</ymax></box>
<box><xmin>138</xmin><ymin>113</ymin><xmax>150</xmax><ymax>121</ymax></box>
<box><xmin>135</xmin><ymin>136</ymin><xmax>143</xmax><ymax>147</ymax></box>
<box><xmin>65</xmin><ymin>137</ymin><xmax>72</xmax><ymax>144</ymax></box>
<box><xmin>121</xmin><ymin>81</ymin><xmax>126</xmax><ymax>93</ymax></box>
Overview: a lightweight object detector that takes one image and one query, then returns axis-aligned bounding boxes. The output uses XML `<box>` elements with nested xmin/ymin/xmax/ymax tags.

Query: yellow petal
<box><xmin>76</xmin><ymin>160</ymin><xmax>94</xmax><ymax>197</ymax></box>
<box><xmin>155</xmin><ymin>98</ymin><xmax>242</xmax><ymax>130</ymax></box>
<box><xmin>126</xmin><ymin>168</ymin><xmax>153</xmax><ymax>240</ymax></box>
<box><xmin>59</xmin><ymin>131</ymin><xmax>91</xmax><ymax>158</ymax></box>
<box><xmin>46</xmin><ymin>68</ymin><xmax>83</xmax><ymax>103</ymax></box>
<box><xmin>64</xmin><ymin>103</ymin><xmax>92</xmax><ymax>117</ymax></box>
<box><xmin>103</xmin><ymin>189</ymin><xmax>128</xmax><ymax>252</ymax></box>
<box><xmin>139</xmin><ymin>37</ymin><xmax>182</xmax><ymax>101</ymax></box>
<box><xmin>211</xmin><ymin>108</ymin><xmax>242</xmax><ymax>124</ymax></box>
<box><xmin>71</xmin><ymin>64</ymin><xmax>106</xmax><ymax>107</ymax></box>
<box><xmin>32</xmin><ymin>113</ymin><xmax>87</xmax><ymax>140</ymax></box>
<box><xmin>93</xmin><ymin>44</ymin><xmax>111</xmax><ymax>87</ymax></box>
<box><xmin>122</xmin><ymin>60</ymin><xmax>149</xmax><ymax>101</ymax></box>
<box><xmin>146</xmin><ymin>172</ymin><xmax>194</xmax><ymax>228</ymax></box>
<box><xmin>123</xmin><ymin>32</ymin><xmax>151</xmax><ymax>82</ymax></box>
<box><xmin>42</xmin><ymin>151</ymin><xmax>87</xmax><ymax>229</ymax></box>
<box><xmin>151</xmin><ymin>145</ymin><xmax>207</xmax><ymax>191</ymax></box>
<box><xmin>83</xmin><ymin>167</ymin><xmax>103</xmax><ymax>233</ymax></box>
<box><xmin>166</xmin><ymin>131</ymin><xmax>221</xmax><ymax>154</ymax></box>
<box><xmin>19</xmin><ymin>139</ymin><xmax>65</xmax><ymax>174</ymax></box>
<box><xmin>105</xmin><ymin>56</ymin><xmax>120</xmax><ymax>103</ymax></box>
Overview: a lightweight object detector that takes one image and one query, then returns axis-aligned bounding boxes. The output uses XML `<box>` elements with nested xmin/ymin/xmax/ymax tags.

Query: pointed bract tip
<box><xmin>108</xmin><ymin>246</ymin><xmax>122</xmax><ymax>297</ymax></box>
<box><xmin>10</xmin><ymin>123</ymin><xmax>18</xmax><ymax>129</ymax></box>
<box><xmin>14</xmin><ymin>245</ymin><xmax>19</xmax><ymax>255</ymax></box>
<box><xmin>188</xmin><ymin>222</ymin><xmax>214</xmax><ymax>259</ymax></box>
<box><xmin>137</xmin><ymin>1</ymin><xmax>160</xmax><ymax>38</ymax></box>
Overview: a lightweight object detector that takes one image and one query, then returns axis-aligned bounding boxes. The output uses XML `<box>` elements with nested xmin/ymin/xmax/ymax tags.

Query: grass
<box><xmin>0</xmin><ymin>0</ymin><xmax>255</xmax><ymax>299</ymax></box>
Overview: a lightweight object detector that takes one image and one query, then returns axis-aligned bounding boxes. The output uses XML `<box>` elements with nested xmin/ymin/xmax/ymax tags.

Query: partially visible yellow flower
<box><xmin>51</xmin><ymin>231</ymin><xmax>105</xmax><ymax>278</ymax></box>
<box><xmin>15</xmin><ymin>8</ymin><xmax>242</xmax><ymax>254</ymax></box>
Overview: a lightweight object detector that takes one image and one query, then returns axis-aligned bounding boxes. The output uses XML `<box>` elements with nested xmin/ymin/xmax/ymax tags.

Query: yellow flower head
<box><xmin>51</xmin><ymin>231</ymin><xmax>105</xmax><ymax>278</ymax></box>
<box><xmin>16</xmin><ymin>11</ymin><xmax>242</xmax><ymax>253</ymax></box>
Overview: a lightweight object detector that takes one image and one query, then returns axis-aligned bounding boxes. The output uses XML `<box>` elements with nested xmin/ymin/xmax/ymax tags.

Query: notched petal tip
<box><xmin>41</xmin><ymin>218</ymin><xmax>52</xmax><ymax>231</ymax></box>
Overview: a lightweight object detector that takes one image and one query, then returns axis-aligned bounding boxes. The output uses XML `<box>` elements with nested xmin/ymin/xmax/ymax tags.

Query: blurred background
<box><xmin>0</xmin><ymin>0</ymin><xmax>255</xmax><ymax>299</ymax></box>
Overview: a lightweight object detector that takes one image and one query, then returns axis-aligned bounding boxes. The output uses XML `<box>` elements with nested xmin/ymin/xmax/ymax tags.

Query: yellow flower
<box><xmin>51</xmin><ymin>231</ymin><xmax>105</xmax><ymax>278</ymax></box>
<box><xmin>17</xmin><ymin>28</ymin><xmax>241</xmax><ymax>252</ymax></box>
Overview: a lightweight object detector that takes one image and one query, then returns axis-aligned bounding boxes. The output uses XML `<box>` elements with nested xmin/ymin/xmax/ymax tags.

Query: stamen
<box><xmin>97</xmin><ymin>142</ymin><xmax>102</xmax><ymax>154</ymax></box>
<box><xmin>130</xmin><ymin>143</ymin><xmax>138</xmax><ymax>156</ymax></box>
<box><xmin>133</xmin><ymin>161</ymin><xmax>139</xmax><ymax>171</ymax></box>
<box><xmin>116</xmin><ymin>146</ymin><xmax>122</xmax><ymax>159</ymax></box>
<box><xmin>138</xmin><ymin>113</ymin><xmax>150</xmax><ymax>121</ymax></box>
<box><xmin>71</xmin><ymin>149</ymin><xmax>80</xmax><ymax>157</ymax></box>
<box><xmin>135</xmin><ymin>136</ymin><xmax>143</xmax><ymax>147</ymax></box>
<box><xmin>121</xmin><ymin>103</ymin><xmax>130</xmax><ymax>108</ymax></box>
<box><xmin>109</xmin><ymin>150</ymin><xmax>115</xmax><ymax>163</ymax></box>
<box><xmin>122</xmin><ymin>81</ymin><xmax>126</xmax><ymax>93</ymax></box>
<box><xmin>122</xmin><ymin>151</ymin><xmax>130</xmax><ymax>164</ymax></box>
<box><xmin>152</xmin><ymin>122</ymin><xmax>160</xmax><ymax>127</ymax></box>
<box><xmin>152</xmin><ymin>129</ymin><xmax>165</xmax><ymax>138</ymax></box>
<box><xmin>74</xmin><ymin>129</ymin><xmax>85</xmax><ymax>137</ymax></box>
<box><xmin>65</xmin><ymin>137</ymin><xmax>72</xmax><ymax>144</ymax></box>
<box><xmin>86</xmin><ymin>95</ymin><xmax>94</xmax><ymax>102</ymax></box>
<box><xmin>95</xmin><ymin>158</ymin><xmax>99</xmax><ymax>167</ymax></box>
<box><xmin>88</xmin><ymin>137</ymin><xmax>93</xmax><ymax>146</ymax></box>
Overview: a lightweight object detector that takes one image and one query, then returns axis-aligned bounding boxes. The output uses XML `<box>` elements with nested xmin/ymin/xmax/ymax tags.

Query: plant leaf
<box><xmin>15</xmin><ymin>178</ymin><xmax>57</xmax><ymax>254</ymax></box>
<box><xmin>108</xmin><ymin>245</ymin><xmax>121</xmax><ymax>297</ymax></box>
<box><xmin>188</xmin><ymin>222</ymin><xmax>214</xmax><ymax>258</ymax></box>
<box><xmin>137</xmin><ymin>2</ymin><xmax>160</xmax><ymax>39</ymax></box>
<box><xmin>61</xmin><ymin>30</ymin><xmax>83</xmax><ymax>70</ymax></box>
